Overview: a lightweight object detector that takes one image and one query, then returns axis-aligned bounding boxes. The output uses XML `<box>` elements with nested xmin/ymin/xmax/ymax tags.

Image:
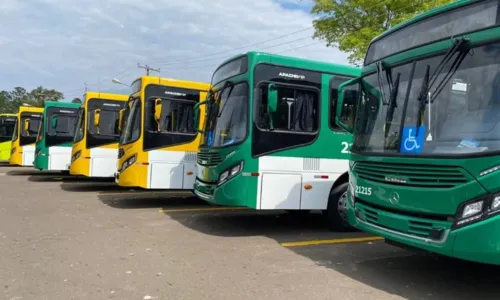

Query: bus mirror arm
<box><xmin>336</xmin><ymin>77</ymin><xmax>360</xmax><ymax>133</ymax></box>
<box><xmin>51</xmin><ymin>116</ymin><xmax>57</xmax><ymax>129</ymax></box>
<box><xmin>193</xmin><ymin>101</ymin><xmax>206</xmax><ymax>134</ymax></box>
<box><xmin>23</xmin><ymin>119</ymin><xmax>30</xmax><ymax>135</ymax></box>
<box><xmin>118</xmin><ymin>109</ymin><xmax>124</xmax><ymax>132</ymax></box>
<box><xmin>93</xmin><ymin>109</ymin><xmax>101</xmax><ymax>134</ymax></box>
<box><xmin>154</xmin><ymin>98</ymin><xmax>162</xmax><ymax>131</ymax></box>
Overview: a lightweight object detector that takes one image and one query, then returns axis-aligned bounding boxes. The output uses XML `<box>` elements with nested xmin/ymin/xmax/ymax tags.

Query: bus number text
<box><xmin>355</xmin><ymin>186</ymin><xmax>372</xmax><ymax>196</ymax></box>
<box><xmin>341</xmin><ymin>142</ymin><xmax>353</xmax><ymax>154</ymax></box>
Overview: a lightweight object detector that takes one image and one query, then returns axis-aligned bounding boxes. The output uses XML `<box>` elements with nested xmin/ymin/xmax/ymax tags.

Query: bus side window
<box><xmin>258</xmin><ymin>83</ymin><xmax>319</xmax><ymax>133</ymax></box>
<box><xmin>330</xmin><ymin>76</ymin><xmax>359</xmax><ymax>131</ymax></box>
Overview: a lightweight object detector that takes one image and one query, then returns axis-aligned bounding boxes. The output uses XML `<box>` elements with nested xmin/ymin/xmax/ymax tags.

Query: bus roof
<box><xmin>364</xmin><ymin>0</ymin><xmax>492</xmax><ymax>66</ymax></box>
<box><xmin>369</xmin><ymin>0</ymin><xmax>475</xmax><ymax>44</ymax></box>
<box><xmin>217</xmin><ymin>51</ymin><xmax>360</xmax><ymax>77</ymax></box>
<box><xmin>137</xmin><ymin>75</ymin><xmax>211</xmax><ymax>91</ymax></box>
<box><xmin>43</xmin><ymin>101</ymin><xmax>81</xmax><ymax>109</ymax></box>
<box><xmin>83</xmin><ymin>91</ymin><xmax>129</xmax><ymax>101</ymax></box>
<box><xmin>17</xmin><ymin>106</ymin><xmax>44</xmax><ymax>114</ymax></box>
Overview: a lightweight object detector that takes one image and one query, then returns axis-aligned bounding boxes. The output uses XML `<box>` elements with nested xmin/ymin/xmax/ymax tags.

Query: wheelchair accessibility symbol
<box><xmin>400</xmin><ymin>126</ymin><xmax>426</xmax><ymax>154</ymax></box>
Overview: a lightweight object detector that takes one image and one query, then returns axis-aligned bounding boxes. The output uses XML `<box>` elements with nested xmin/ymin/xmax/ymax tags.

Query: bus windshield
<box><xmin>47</xmin><ymin>109</ymin><xmax>78</xmax><ymax>137</ymax></box>
<box><xmin>120</xmin><ymin>98</ymin><xmax>140</xmax><ymax>145</ymax></box>
<box><xmin>203</xmin><ymin>82</ymin><xmax>248</xmax><ymax>148</ymax></box>
<box><xmin>0</xmin><ymin>117</ymin><xmax>16</xmax><ymax>138</ymax></box>
<box><xmin>354</xmin><ymin>40</ymin><xmax>500</xmax><ymax>156</ymax></box>
<box><xmin>73</xmin><ymin>109</ymin><xmax>85</xmax><ymax>143</ymax></box>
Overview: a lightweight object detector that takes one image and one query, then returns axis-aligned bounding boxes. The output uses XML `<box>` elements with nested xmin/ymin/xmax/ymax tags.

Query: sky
<box><xmin>0</xmin><ymin>0</ymin><xmax>350</xmax><ymax>100</ymax></box>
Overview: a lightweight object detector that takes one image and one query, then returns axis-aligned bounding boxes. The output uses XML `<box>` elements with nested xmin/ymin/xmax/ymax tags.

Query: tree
<box><xmin>29</xmin><ymin>86</ymin><xmax>64</xmax><ymax>106</ymax></box>
<box><xmin>309</xmin><ymin>0</ymin><xmax>456</xmax><ymax>64</ymax></box>
<box><xmin>0</xmin><ymin>86</ymin><xmax>65</xmax><ymax>113</ymax></box>
<box><xmin>71</xmin><ymin>98</ymin><xmax>82</xmax><ymax>104</ymax></box>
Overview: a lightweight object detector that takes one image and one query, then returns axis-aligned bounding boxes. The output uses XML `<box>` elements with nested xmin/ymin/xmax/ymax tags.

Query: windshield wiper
<box><xmin>216</xmin><ymin>81</ymin><xmax>234</xmax><ymax>118</ymax></box>
<box><xmin>414</xmin><ymin>37</ymin><xmax>471</xmax><ymax>135</ymax></box>
<box><xmin>376</xmin><ymin>61</ymin><xmax>391</xmax><ymax>105</ymax></box>
<box><xmin>384</xmin><ymin>72</ymin><xmax>401</xmax><ymax>139</ymax></box>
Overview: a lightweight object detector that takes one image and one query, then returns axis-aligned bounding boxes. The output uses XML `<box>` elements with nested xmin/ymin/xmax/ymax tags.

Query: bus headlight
<box><xmin>461</xmin><ymin>201</ymin><xmax>483</xmax><ymax>219</ymax></box>
<box><xmin>71</xmin><ymin>150</ymin><xmax>81</xmax><ymax>162</ymax></box>
<box><xmin>121</xmin><ymin>154</ymin><xmax>137</xmax><ymax>172</ymax></box>
<box><xmin>218</xmin><ymin>161</ymin><xmax>244</xmax><ymax>186</ymax></box>
<box><xmin>491</xmin><ymin>195</ymin><xmax>500</xmax><ymax>210</ymax></box>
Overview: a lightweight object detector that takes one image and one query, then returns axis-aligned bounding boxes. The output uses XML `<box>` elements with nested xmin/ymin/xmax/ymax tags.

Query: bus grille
<box><xmin>353</xmin><ymin>161</ymin><xmax>469</xmax><ymax>188</ymax></box>
<box><xmin>197</xmin><ymin>152</ymin><xmax>223</xmax><ymax>166</ymax></box>
<box><xmin>356</xmin><ymin>201</ymin><xmax>450</xmax><ymax>241</ymax></box>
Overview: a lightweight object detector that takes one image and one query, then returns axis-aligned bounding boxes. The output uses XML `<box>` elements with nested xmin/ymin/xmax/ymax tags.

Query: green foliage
<box><xmin>71</xmin><ymin>98</ymin><xmax>82</xmax><ymax>104</ymax></box>
<box><xmin>0</xmin><ymin>86</ymin><xmax>64</xmax><ymax>113</ymax></box>
<box><xmin>310</xmin><ymin>0</ymin><xmax>456</xmax><ymax>64</ymax></box>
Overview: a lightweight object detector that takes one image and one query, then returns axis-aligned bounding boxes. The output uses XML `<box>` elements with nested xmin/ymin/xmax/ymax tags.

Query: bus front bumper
<box><xmin>193</xmin><ymin>177</ymin><xmax>248</xmax><ymax>207</ymax></box>
<box><xmin>347</xmin><ymin>193</ymin><xmax>500</xmax><ymax>265</ymax></box>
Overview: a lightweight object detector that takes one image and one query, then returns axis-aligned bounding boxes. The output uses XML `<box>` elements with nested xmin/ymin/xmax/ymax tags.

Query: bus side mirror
<box><xmin>51</xmin><ymin>116</ymin><xmax>58</xmax><ymax>129</ymax></box>
<box><xmin>23</xmin><ymin>119</ymin><xmax>30</xmax><ymax>133</ymax></box>
<box><xmin>93</xmin><ymin>109</ymin><xmax>101</xmax><ymax>134</ymax></box>
<box><xmin>193</xmin><ymin>101</ymin><xmax>206</xmax><ymax>134</ymax></box>
<box><xmin>154</xmin><ymin>98</ymin><xmax>162</xmax><ymax>122</ymax></box>
<box><xmin>118</xmin><ymin>109</ymin><xmax>124</xmax><ymax>132</ymax></box>
<box><xmin>267</xmin><ymin>84</ymin><xmax>278</xmax><ymax>113</ymax></box>
<box><xmin>336</xmin><ymin>77</ymin><xmax>360</xmax><ymax>134</ymax></box>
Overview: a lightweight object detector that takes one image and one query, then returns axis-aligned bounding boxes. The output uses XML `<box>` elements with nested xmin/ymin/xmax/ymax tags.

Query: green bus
<box><xmin>335</xmin><ymin>0</ymin><xmax>500</xmax><ymax>264</ymax></box>
<box><xmin>193</xmin><ymin>51</ymin><xmax>360</xmax><ymax>230</ymax></box>
<box><xmin>34</xmin><ymin>101</ymin><xmax>80</xmax><ymax>171</ymax></box>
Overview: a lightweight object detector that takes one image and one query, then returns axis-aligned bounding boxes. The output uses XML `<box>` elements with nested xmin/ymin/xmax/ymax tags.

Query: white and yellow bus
<box><xmin>9</xmin><ymin>106</ymin><xmax>44</xmax><ymax>166</ymax></box>
<box><xmin>69</xmin><ymin>91</ymin><xmax>128</xmax><ymax>177</ymax></box>
<box><xmin>115</xmin><ymin>76</ymin><xmax>210</xmax><ymax>189</ymax></box>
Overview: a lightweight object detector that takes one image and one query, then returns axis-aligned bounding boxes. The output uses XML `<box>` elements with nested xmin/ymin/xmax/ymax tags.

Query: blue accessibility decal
<box><xmin>400</xmin><ymin>126</ymin><xmax>426</xmax><ymax>154</ymax></box>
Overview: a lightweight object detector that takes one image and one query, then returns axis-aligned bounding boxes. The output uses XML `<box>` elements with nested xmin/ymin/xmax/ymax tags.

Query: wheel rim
<box><xmin>337</xmin><ymin>191</ymin><xmax>348</xmax><ymax>222</ymax></box>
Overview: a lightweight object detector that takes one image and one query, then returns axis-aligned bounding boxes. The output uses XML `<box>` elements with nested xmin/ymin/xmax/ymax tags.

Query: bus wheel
<box><xmin>323</xmin><ymin>182</ymin><xmax>354</xmax><ymax>232</ymax></box>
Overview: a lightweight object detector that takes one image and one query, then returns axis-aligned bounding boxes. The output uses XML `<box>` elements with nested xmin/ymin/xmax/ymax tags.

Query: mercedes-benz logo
<box><xmin>389</xmin><ymin>192</ymin><xmax>400</xmax><ymax>204</ymax></box>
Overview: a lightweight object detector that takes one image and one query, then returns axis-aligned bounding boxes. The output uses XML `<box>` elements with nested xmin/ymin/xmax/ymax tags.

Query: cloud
<box><xmin>0</xmin><ymin>0</ymin><xmax>350</xmax><ymax>100</ymax></box>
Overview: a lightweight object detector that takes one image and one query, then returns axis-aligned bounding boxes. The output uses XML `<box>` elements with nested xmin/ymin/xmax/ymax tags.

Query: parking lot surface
<box><xmin>1</xmin><ymin>165</ymin><xmax>500</xmax><ymax>300</ymax></box>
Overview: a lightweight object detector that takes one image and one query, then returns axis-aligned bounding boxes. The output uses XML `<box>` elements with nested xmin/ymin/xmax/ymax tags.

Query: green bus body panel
<box><xmin>348</xmin><ymin>0</ymin><xmax>500</xmax><ymax>264</ymax></box>
<box><xmin>0</xmin><ymin>113</ymin><xmax>16</xmax><ymax>161</ymax></box>
<box><xmin>34</xmin><ymin>101</ymin><xmax>81</xmax><ymax>170</ymax></box>
<box><xmin>194</xmin><ymin>52</ymin><xmax>360</xmax><ymax>208</ymax></box>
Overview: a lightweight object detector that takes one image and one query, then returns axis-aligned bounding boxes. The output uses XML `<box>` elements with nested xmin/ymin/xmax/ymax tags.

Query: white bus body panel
<box><xmin>48</xmin><ymin>146</ymin><xmax>72</xmax><ymax>171</ymax></box>
<box><xmin>22</xmin><ymin>145</ymin><xmax>35</xmax><ymax>166</ymax></box>
<box><xmin>147</xmin><ymin>150</ymin><xmax>197</xmax><ymax>189</ymax></box>
<box><xmin>89</xmin><ymin>147</ymin><xmax>119</xmax><ymax>178</ymax></box>
<box><xmin>257</xmin><ymin>156</ymin><xmax>348</xmax><ymax>210</ymax></box>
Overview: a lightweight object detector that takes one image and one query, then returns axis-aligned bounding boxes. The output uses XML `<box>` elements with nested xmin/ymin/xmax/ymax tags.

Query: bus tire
<box><xmin>323</xmin><ymin>182</ymin><xmax>355</xmax><ymax>232</ymax></box>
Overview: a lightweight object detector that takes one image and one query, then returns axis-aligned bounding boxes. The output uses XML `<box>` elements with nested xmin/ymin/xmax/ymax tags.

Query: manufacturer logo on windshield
<box><xmin>385</xmin><ymin>175</ymin><xmax>407</xmax><ymax>184</ymax></box>
<box><xmin>165</xmin><ymin>91</ymin><xmax>187</xmax><ymax>97</ymax></box>
<box><xmin>389</xmin><ymin>192</ymin><xmax>400</xmax><ymax>204</ymax></box>
<box><xmin>278</xmin><ymin>72</ymin><xmax>305</xmax><ymax>80</ymax></box>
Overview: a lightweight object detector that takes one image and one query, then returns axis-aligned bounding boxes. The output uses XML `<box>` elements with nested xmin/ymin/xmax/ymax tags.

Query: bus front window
<box><xmin>205</xmin><ymin>82</ymin><xmax>248</xmax><ymax>148</ymax></box>
<box><xmin>120</xmin><ymin>98</ymin><xmax>140</xmax><ymax>145</ymax></box>
<box><xmin>73</xmin><ymin>109</ymin><xmax>85</xmax><ymax>143</ymax></box>
<box><xmin>0</xmin><ymin>118</ymin><xmax>16</xmax><ymax>140</ymax></box>
<box><xmin>354</xmin><ymin>41</ymin><xmax>500</xmax><ymax>156</ymax></box>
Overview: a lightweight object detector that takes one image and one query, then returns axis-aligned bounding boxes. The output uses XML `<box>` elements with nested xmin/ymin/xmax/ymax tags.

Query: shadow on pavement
<box><xmin>6</xmin><ymin>169</ymin><xmax>43</xmax><ymax>176</ymax></box>
<box><xmin>98</xmin><ymin>191</ymin><xmax>206</xmax><ymax>210</ymax></box>
<box><xmin>164</xmin><ymin>209</ymin><xmax>361</xmax><ymax>242</ymax></box>
<box><xmin>165</xmin><ymin>209</ymin><xmax>500</xmax><ymax>299</ymax></box>
<box><xmin>60</xmin><ymin>180</ymin><xmax>121</xmax><ymax>192</ymax></box>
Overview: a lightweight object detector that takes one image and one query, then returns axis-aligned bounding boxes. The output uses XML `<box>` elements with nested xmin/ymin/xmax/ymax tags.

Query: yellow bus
<box><xmin>0</xmin><ymin>114</ymin><xmax>17</xmax><ymax>161</ymax></box>
<box><xmin>115</xmin><ymin>76</ymin><xmax>210</xmax><ymax>189</ymax></box>
<box><xmin>69</xmin><ymin>91</ymin><xmax>128</xmax><ymax>177</ymax></box>
<box><xmin>9</xmin><ymin>106</ymin><xmax>44</xmax><ymax>166</ymax></box>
